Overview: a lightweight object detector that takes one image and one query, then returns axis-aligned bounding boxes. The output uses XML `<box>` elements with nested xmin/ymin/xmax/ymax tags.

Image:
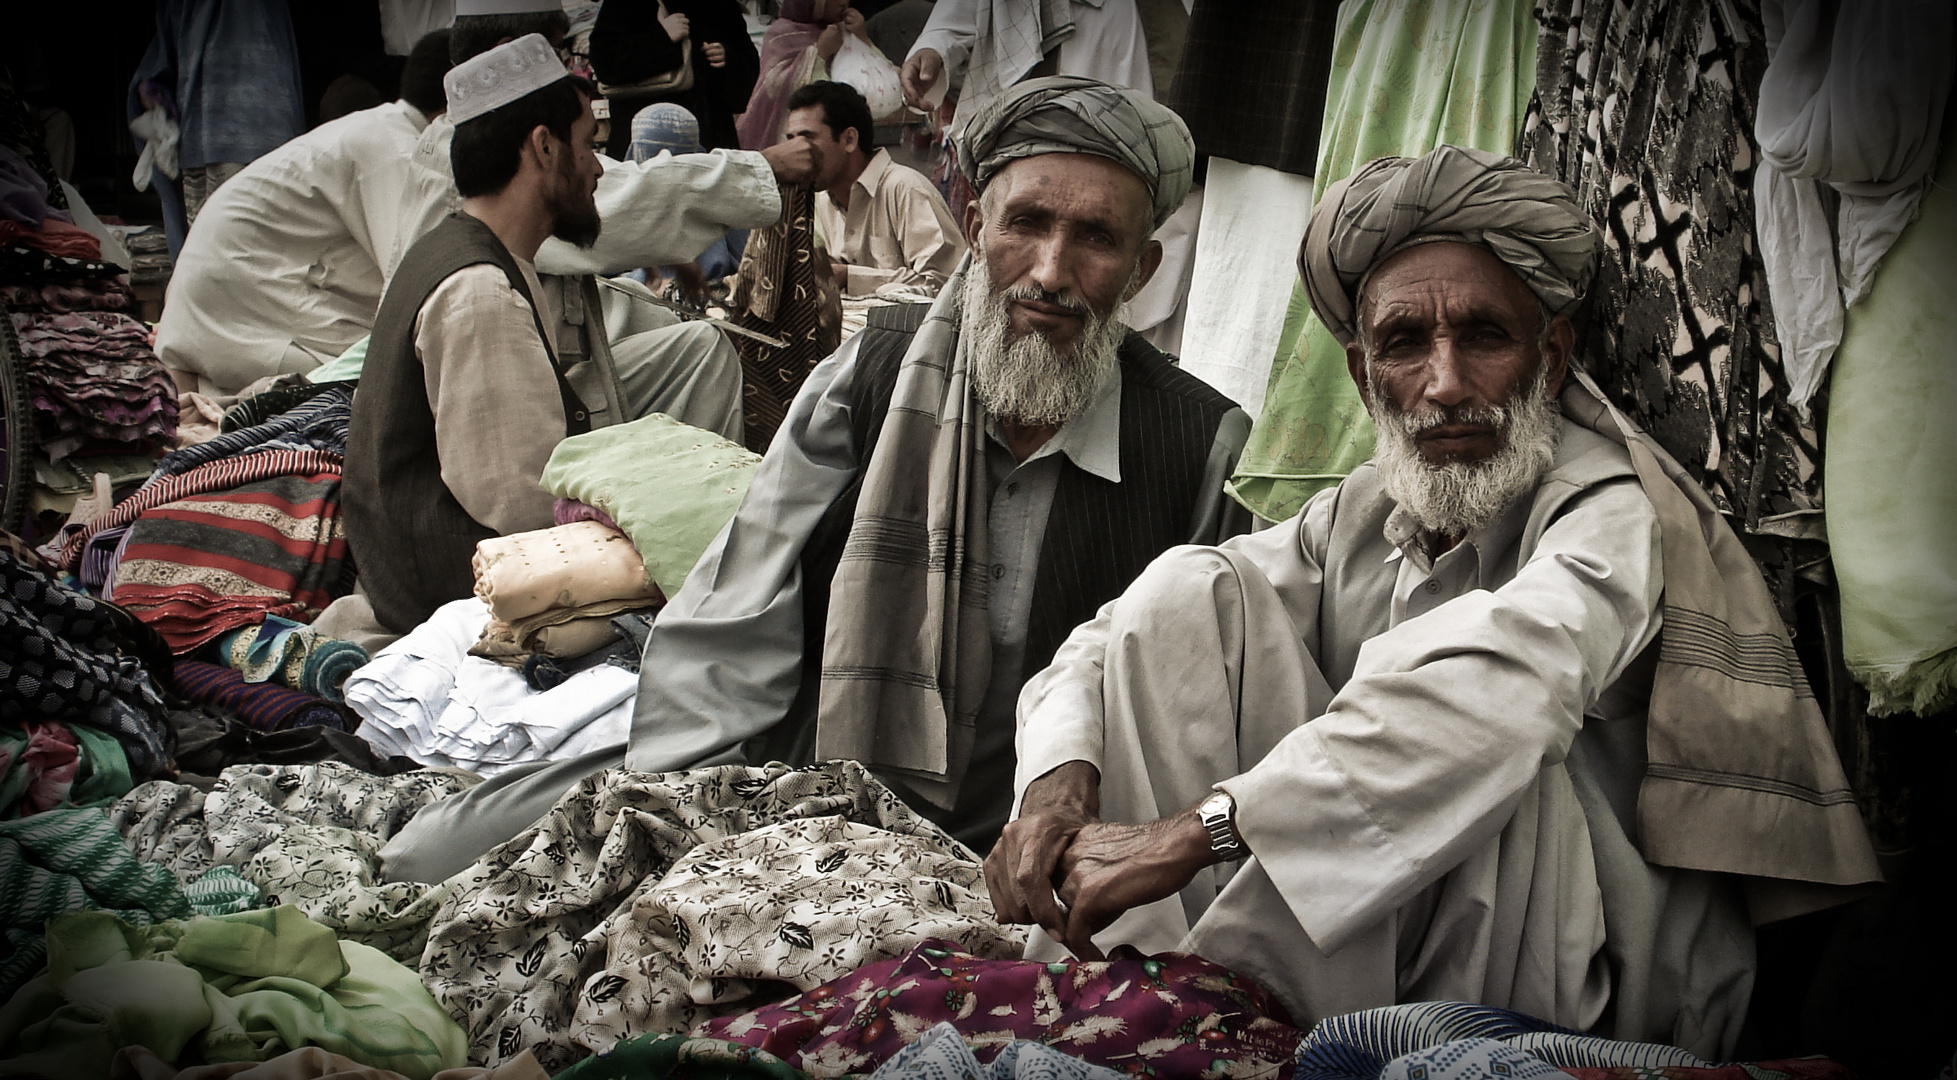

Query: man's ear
<box><xmin>525</xmin><ymin>124</ymin><xmax>556</xmax><ymax>173</ymax></box>
<box><xmin>1541</xmin><ymin>314</ymin><xmax>1575</xmax><ymax>398</ymax></box>
<box><xmin>1346</xmin><ymin>340</ymin><xmax>1372</xmax><ymax>406</ymax></box>
<box><xmin>962</xmin><ymin>194</ymin><xmax>986</xmax><ymax>252</ymax></box>
<box><xmin>1125</xmin><ymin>239</ymin><xmax>1164</xmax><ymax>299</ymax></box>
<box><xmin>839</xmin><ymin>125</ymin><xmax>859</xmax><ymax>157</ymax></box>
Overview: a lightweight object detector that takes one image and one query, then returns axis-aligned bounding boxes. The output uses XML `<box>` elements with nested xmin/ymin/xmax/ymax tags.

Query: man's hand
<box><xmin>1052</xmin><ymin>805</ymin><xmax>1219</xmax><ymax>961</ymax></box>
<box><xmin>983</xmin><ymin>761</ymin><xmax>1100</xmax><ymax>944</ymax></box>
<box><xmin>659</xmin><ymin>8</ymin><xmax>690</xmax><ymax>42</ymax></box>
<box><xmin>817</xmin><ymin>23</ymin><xmax>845</xmax><ymax>63</ymax></box>
<box><xmin>701</xmin><ymin>41</ymin><xmax>727</xmax><ymax>67</ymax></box>
<box><xmin>760</xmin><ymin>137</ymin><xmax>822</xmax><ymax>184</ymax></box>
<box><xmin>831</xmin><ymin>261</ymin><xmax>851</xmax><ymax>291</ymax></box>
<box><xmin>901</xmin><ymin>49</ymin><xmax>943</xmax><ymax>110</ymax></box>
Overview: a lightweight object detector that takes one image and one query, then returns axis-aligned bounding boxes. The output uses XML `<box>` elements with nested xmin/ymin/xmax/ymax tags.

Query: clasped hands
<box><xmin>981</xmin><ymin>761</ymin><xmax>1220</xmax><ymax>961</ymax></box>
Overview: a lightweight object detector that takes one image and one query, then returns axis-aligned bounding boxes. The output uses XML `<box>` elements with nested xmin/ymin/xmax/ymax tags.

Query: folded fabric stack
<box><xmin>7</xmin><ymin>309</ymin><xmax>177</xmax><ymax>459</ymax></box>
<box><xmin>0</xmin><ymin>279</ymin><xmax>136</xmax><ymax>315</ymax></box>
<box><xmin>0</xmin><ymin>548</ymin><xmax>172</xmax><ymax>777</ymax></box>
<box><xmin>470</xmin><ymin>518</ymin><xmax>664</xmax><ymax>661</ymax></box>
<box><xmin>0</xmin><ymin>905</ymin><xmax>467</xmax><ymax>1080</ymax></box>
<box><xmin>213</xmin><ymin>614</ymin><xmax>369</xmax><ymax>703</ymax></box>
<box><xmin>538</xmin><ymin>411</ymin><xmax>763</xmax><ymax>597</ymax></box>
<box><xmin>346</xmin><ymin>598</ymin><xmax>640</xmax><ymax>774</ymax></box>
<box><xmin>421</xmin><ymin>761</ymin><xmax>1025</xmax><ymax>1071</ymax></box>
<box><xmin>171</xmin><ymin>659</ymin><xmax>350</xmax><ymax>733</ymax></box>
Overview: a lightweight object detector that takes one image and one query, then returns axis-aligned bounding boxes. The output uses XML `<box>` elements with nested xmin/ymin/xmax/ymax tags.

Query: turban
<box><xmin>954</xmin><ymin>76</ymin><xmax>1194</xmax><ymax>230</ymax></box>
<box><xmin>1301</xmin><ymin>145</ymin><xmax>1601</xmax><ymax>346</ymax></box>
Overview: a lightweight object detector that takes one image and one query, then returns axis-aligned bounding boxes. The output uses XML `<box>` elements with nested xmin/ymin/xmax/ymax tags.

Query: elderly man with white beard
<box><xmin>374</xmin><ymin>77</ymin><xmax>1252</xmax><ymax>884</ymax></box>
<box><xmin>985</xmin><ymin>145</ymin><xmax>1882</xmax><ymax>1056</ymax></box>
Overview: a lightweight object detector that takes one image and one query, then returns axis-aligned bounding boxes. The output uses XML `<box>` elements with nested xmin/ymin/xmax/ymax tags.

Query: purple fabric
<box><xmin>551</xmin><ymin>497</ymin><xmax>623</xmax><ymax>534</ymax></box>
<box><xmin>8</xmin><ymin>311</ymin><xmax>178</xmax><ymax>458</ymax></box>
<box><xmin>0</xmin><ymin>146</ymin><xmax>69</xmax><ymax>227</ymax></box>
<box><xmin>738</xmin><ymin>5</ymin><xmax>826</xmax><ymax>149</ymax></box>
<box><xmin>700</xmin><ymin>938</ymin><xmax>1305</xmax><ymax>1077</ymax></box>
<box><xmin>78</xmin><ymin>526</ymin><xmax>129</xmax><ymax>596</ymax></box>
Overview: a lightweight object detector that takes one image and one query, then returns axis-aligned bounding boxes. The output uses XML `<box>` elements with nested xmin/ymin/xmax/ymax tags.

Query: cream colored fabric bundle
<box><xmin>471</xmin><ymin>521</ymin><xmax>662</xmax><ymax>625</ymax></box>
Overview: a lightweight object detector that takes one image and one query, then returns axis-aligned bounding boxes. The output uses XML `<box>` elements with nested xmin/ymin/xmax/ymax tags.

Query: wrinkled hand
<box><xmin>659</xmin><ymin>9</ymin><xmax>690</xmax><ymax>41</ymax></box>
<box><xmin>760</xmin><ymin>136</ymin><xmax>822</xmax><ymax>184</ymax></box>
<box><xmin>817</xmin><ymin>23</ymin><xmax>845</xmax><ymax>62</ymax></box>
<box><xmin>983</xmin><ymin>762</ymin><xmax>1100</xmax><ymax>945</ymax></box>
<box><xmin>1053</xmin><ymin>809</ymin><xmax>1213</xmax><ymax>961</ymax></box>
<box><xmin>901</xmin><ymin>48</ymin><xmax>943</xmax><ymax>110</ymax></box>
<box><xmin>701</xmin><ymin>40</ymin><xmax>727</xmax><ymax>67</ymax></box>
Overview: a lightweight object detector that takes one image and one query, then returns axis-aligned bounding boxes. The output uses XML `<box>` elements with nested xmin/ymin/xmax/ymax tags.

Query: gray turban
<box><xmin>954</xmin><ymin>76</ymin><xmax>1195</xmax><ymax>230</ymax></box>
<box><xmin>1302</xmin><ymin>145</ymin><xmax>1601</xmax><ymax>346</ymax></box>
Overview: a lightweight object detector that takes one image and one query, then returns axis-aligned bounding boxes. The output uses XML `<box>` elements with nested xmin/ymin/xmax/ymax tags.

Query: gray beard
<box><xmin>961</xmin><ymin>258</ymin><xmax>1130</xmax><ymax>427</ymax></box>
<box><xmin>1367</xmin><ymin>360</ymin><xmax>1563</xmax><ymax>538</ymax></box>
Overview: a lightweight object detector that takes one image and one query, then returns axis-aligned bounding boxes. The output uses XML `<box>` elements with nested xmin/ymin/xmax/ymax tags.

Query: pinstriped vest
<box><xmin>344</xmin><ymin>213</ymin><xmax>591</xmax><ymax>634</ymax></box>
<box><xmin>758</xmin><ymin>303</ymin><xmax>1238</xmax><ymax>764</ymax></box>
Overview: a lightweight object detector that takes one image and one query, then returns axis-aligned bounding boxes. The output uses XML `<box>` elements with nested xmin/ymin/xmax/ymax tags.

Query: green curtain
<box><xmin>1226</xmin><ymin>0</ymin><xmax>1539</xmax><ymax>522</ymax></box>
<box><xmin>1825</xmin><ymin>129</ymin><xmax>1957</xmax><ymax>718</ymax></box>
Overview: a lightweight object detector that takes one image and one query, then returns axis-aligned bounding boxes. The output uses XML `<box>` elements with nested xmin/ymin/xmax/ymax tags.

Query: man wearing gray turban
<box><xmin>377</xmin><ymin>77</ymin><xmax>1251</xmax><ymax>881</ymax></box>
<box><xmin>988</xmin><ymin>144</ymin><xmax>1877</xmax><ymax>1053</ymax></box>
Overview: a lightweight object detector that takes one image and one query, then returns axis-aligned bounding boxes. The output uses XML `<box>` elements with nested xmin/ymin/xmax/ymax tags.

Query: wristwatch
<box><xmin>1197</xmin><ymin>790</ymin><xmax>1245</xmax><ymax>860</ymax></box>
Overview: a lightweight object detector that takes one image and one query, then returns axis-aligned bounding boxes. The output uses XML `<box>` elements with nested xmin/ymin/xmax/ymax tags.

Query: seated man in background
<box><xmin>152</xmin><ymin>29</ymin><xmax>454</xmax><ymax>396</ymax></box>
<box><xmin>785</xmin><ymin>80</ymin><xmax>965</xmax><ymax>297</ymax></box>
<box><xmin>345</xmin><ymin>37</ymin><xmax>654</xmax><ymax>638</ymax></box>
<box><xmin>377</xmin><ymin>77</ymin><xmax>1253</xmax><ymax>884</ymax></box>
<box><xmin>984</xmin><ymin>146</ymin><xmax>1881</xmax><ymax>1055</ymax></box>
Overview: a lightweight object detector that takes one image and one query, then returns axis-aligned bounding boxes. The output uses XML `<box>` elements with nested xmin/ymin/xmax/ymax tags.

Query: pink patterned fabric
<box><xmin>700</xmin><ymin>938</ymin><xmax>1305</xmax><ymax>1077</ymax></box>
<box><xmin>737</xmin><ymin>0</ymin><xmax>825</xmax><ymax>150</ymax></box>
<box><xmin>0</xmin><ymin>723</ymin><xmax>82</xmax><ymax>816</ymax></box>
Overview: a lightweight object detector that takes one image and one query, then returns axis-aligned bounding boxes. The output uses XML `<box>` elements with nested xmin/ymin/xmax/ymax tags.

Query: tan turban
<box><xmin>954</xmin><ymin>75</ymin><xmax>1195</xmax><ymax>230</ymax></box>
<box><xmin>1302</xmin><ymin>145</ymin><xmax>1602</xmax><ymax>346</ymax></box>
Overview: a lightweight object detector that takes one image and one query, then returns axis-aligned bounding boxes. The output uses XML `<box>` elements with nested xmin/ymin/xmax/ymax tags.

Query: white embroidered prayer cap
<box><xmin>443</xmin><ymin>33</ymin><xmax>571</xmax><ymax>125</ymax></box>
<box><xmin>454</xmin><ymin>0</ymin><xmax>562</xmax><ymax>14</ymax></box>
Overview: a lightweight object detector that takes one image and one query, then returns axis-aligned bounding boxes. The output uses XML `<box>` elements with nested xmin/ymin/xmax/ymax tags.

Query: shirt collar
<box><xmin>1381</xmin><ymin>476</ymin><xmax>1534</xmax><ymax>574</ymax></box>
<box><xmin>853</xmin><ymin>147</ymin><xmax>893</xmax><ymax>199</ymax></box>
<box><xmin>985</xmin><ymin>361</ymin><xmax>1125</xmax><ymax>483</ymax></box>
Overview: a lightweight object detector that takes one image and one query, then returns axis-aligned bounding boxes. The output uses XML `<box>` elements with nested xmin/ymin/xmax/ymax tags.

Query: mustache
<box><xmin>998</xmin><ymin>284</ymin><xmax>1092</xmax><ymax>315</ymax></box>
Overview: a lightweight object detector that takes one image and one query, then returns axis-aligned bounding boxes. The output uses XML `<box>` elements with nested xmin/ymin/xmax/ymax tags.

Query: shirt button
<box><xmin>992</xmin><ymin>564</ymin><xmax>1005</xmax><ymax>580</ymax></box>
<box><xmin>1424</xmin><ymin>580</ymin><xmax>1441</xmax><ymax>595</ymax></box>
<box><xmin>573</xmin><ymin>410</ymin><xmax>586</xmax><ymax>421</ymax></box>
<box><xmin>1007</xmin><ymin>482</ymin><xmax>1019</xmax><ymax>497</ymax></box>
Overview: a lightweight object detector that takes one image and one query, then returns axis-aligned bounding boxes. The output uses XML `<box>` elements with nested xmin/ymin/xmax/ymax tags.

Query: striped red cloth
<box><xmin>57</xmin><ymin>449</ymin><xmax>342</xmax><ymax>570</ymax></box>
<box><xmin>170</xmin><ymin>659</ymin><xmax>347</xmax><ymax>733</ymax></box>
<box><xmin>112</xmin><ymin>469</ymin><xmax>348</xmax><ymax>654</ymax></box>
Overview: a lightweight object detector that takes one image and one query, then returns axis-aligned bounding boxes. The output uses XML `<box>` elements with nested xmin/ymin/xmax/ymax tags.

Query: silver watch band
<box><xmin>1198</xmin><ymin>791</ymin><xmax>1243</xmax><ymax>857</ymax></box>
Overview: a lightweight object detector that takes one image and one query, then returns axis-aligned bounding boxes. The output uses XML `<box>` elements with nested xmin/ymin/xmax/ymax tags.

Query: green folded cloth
<box><xmin>215</xmin><ymin>616</ymin><xmax>370</xmax><ymax>703</ymax></box>
<box><xmin>540</xmin><ymin>412</ymin><xmax>763</xmax><ymax>596</ymax></box>
<box><xmin>0</xmin><ymin>905</ymin><xmax>467</xmax><ymax>1080</ymax></box>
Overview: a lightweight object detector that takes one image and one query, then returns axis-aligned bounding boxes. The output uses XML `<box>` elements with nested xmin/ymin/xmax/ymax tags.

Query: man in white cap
<box><xmin>343</xmin><ymin>35</ymin><xmax>668</xmax><ymax>639</ymax></box>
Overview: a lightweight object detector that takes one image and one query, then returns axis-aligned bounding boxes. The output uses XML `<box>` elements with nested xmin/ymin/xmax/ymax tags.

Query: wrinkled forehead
<box><xmin>985</xmin><ymin>152</ymin><xmax>1154</xmax><ymax>231</ymax></box>
<box><xmin>1357</xmin><ymin>240</ymin><xmax>1540</xmax><ymax>325</ymax></box>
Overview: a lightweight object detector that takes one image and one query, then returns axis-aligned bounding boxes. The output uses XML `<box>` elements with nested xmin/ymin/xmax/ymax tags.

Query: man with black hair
<box><xmin>154</xmin><ymin>28</ymin><xmax>457</xmax><ymax>395</ymax></box>
<box><xmin>786</xmin><ymin>80</ymin><xmax>964</xmax><ymax>297</ymax></box>
<box><xmin>344</xmin><ymin>35</ymin><xmax>616</xmax><ymax>637</ymax></box>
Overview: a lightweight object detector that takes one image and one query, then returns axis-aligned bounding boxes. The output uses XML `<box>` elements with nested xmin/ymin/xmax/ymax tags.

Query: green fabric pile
<box><xmin>540</xmin><ymin>412</ymin><xmax>763</xmax><ymax>596</ymax></box>
<box><xmin>0</xmin><ymin>905</ymin><xmax>466</xmax><ymax>1080</ymax></box>
<box><xmin>0</xmin><ymin>722</ymin><xmax>131</xmax><ymax>815</ymax></box>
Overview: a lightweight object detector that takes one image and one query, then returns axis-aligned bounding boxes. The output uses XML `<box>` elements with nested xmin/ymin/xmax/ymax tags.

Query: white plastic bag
<box><xmin>830</xmin><ymin>34</ymin><xmax>905</xmax><ymax>122</ymax></box>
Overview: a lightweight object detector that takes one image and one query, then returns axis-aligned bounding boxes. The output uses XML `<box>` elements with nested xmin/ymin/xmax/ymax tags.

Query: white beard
<box><xmin>961</xmin><ymin>256</ymin><xmax>1130</xmax><ymax>427</ymax></box>
<box><xmin>1368</xmin><ymin>361</ymin><xmax>1563</xmax><ymax>538</ymax></box>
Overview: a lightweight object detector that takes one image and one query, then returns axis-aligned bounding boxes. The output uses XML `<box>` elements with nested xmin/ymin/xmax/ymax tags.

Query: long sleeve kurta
<box><xmin>412</xmin><ymin>260</ymin><xmax>565</xmax><ymax>537</ymax></box>
<box><xmin>1014</xmin><ymin>420</ymin><xmax>1755</xmax><ymax>1054</ymax></box>
<box><xmin>910</xmin><ymin>0</ymin><xmax>1157</xmax><ymax>125</ymax></box>
<box><xmin>815</xmin><ymin>150</ymin><xmax>966</xmax><ymax>296</ymax></box>
<box><xmin>391</xmin><ymin>113</ymin><xmax>784</xmax><ymax>284</ymax></box>
<box><xmin>155</xmin><ymin>100</ymin><xmax>428</xmax><ymax>394</ymax></box>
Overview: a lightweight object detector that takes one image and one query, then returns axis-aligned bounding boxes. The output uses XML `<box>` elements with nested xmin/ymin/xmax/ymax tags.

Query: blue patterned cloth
<box><xmin>870</xmin><ymin>1023</ymin><xmax>1126</xmax><ymax>1080</ymax></box>
<box><xmin>149</xmin><ymin>384</ymin><xmax>352</xmax><ymax>483</ymax></box>
<box><xmin>629</xmin><ymin>102</ymin><xmax>704</xmax><ymax>160</ymax></box>
<box><xmin>1294</xmin><ymin>1002</ymin><xmax>1712</xmax><ymax>1079</ymax></box>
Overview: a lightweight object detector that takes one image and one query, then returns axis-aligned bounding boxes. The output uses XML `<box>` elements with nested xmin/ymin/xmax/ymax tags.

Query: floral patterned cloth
<box><xmin>702</xmin><ymin>939</ymin><xmax>1305</xmax><ymax>1079</ymax></box>
<box><xmin>418</xmin><ymin>762</ymin><xmax>1024</xmax><ymax>1071</ymax></box>
<box><xmin>553</xmin><ymin>1034</ymin><xmax>810</xmax><ymax>1080</ymax></box>
<box><xmin>107</xmin><ymin>761</ymin><xmax>477</xmax><ymax>961</ymax></box>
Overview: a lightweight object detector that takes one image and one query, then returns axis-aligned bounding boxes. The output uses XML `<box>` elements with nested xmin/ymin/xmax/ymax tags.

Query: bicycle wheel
<box><xmin>0</xmin><ymin>296</ymin><xmax>34</xmax><ymax>537</ymax></box>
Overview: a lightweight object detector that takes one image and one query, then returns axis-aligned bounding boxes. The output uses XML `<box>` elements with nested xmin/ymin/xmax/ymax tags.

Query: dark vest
<box><xmin>756</xmin><ymin>303</ymin><xmax>1239</xmax><ymax>765</ymax></box>
<box><xmin>343</xmin><ymin>213</ymin><xmax>591</xmax><ymax>634</ymax></box>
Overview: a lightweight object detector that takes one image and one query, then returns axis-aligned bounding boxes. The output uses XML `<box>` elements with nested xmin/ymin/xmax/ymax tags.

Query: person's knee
<box><xmin>1117</xmin><ymin>546</ymin><xmax>1244</xmax><ymax>629</ymax></box>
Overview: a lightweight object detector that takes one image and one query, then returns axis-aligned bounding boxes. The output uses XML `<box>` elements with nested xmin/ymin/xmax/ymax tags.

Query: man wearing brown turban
<box><xmin>987</xmin><ymin>145</ymin><xmax>1879</xmax><ymax>1055</ymax></box>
